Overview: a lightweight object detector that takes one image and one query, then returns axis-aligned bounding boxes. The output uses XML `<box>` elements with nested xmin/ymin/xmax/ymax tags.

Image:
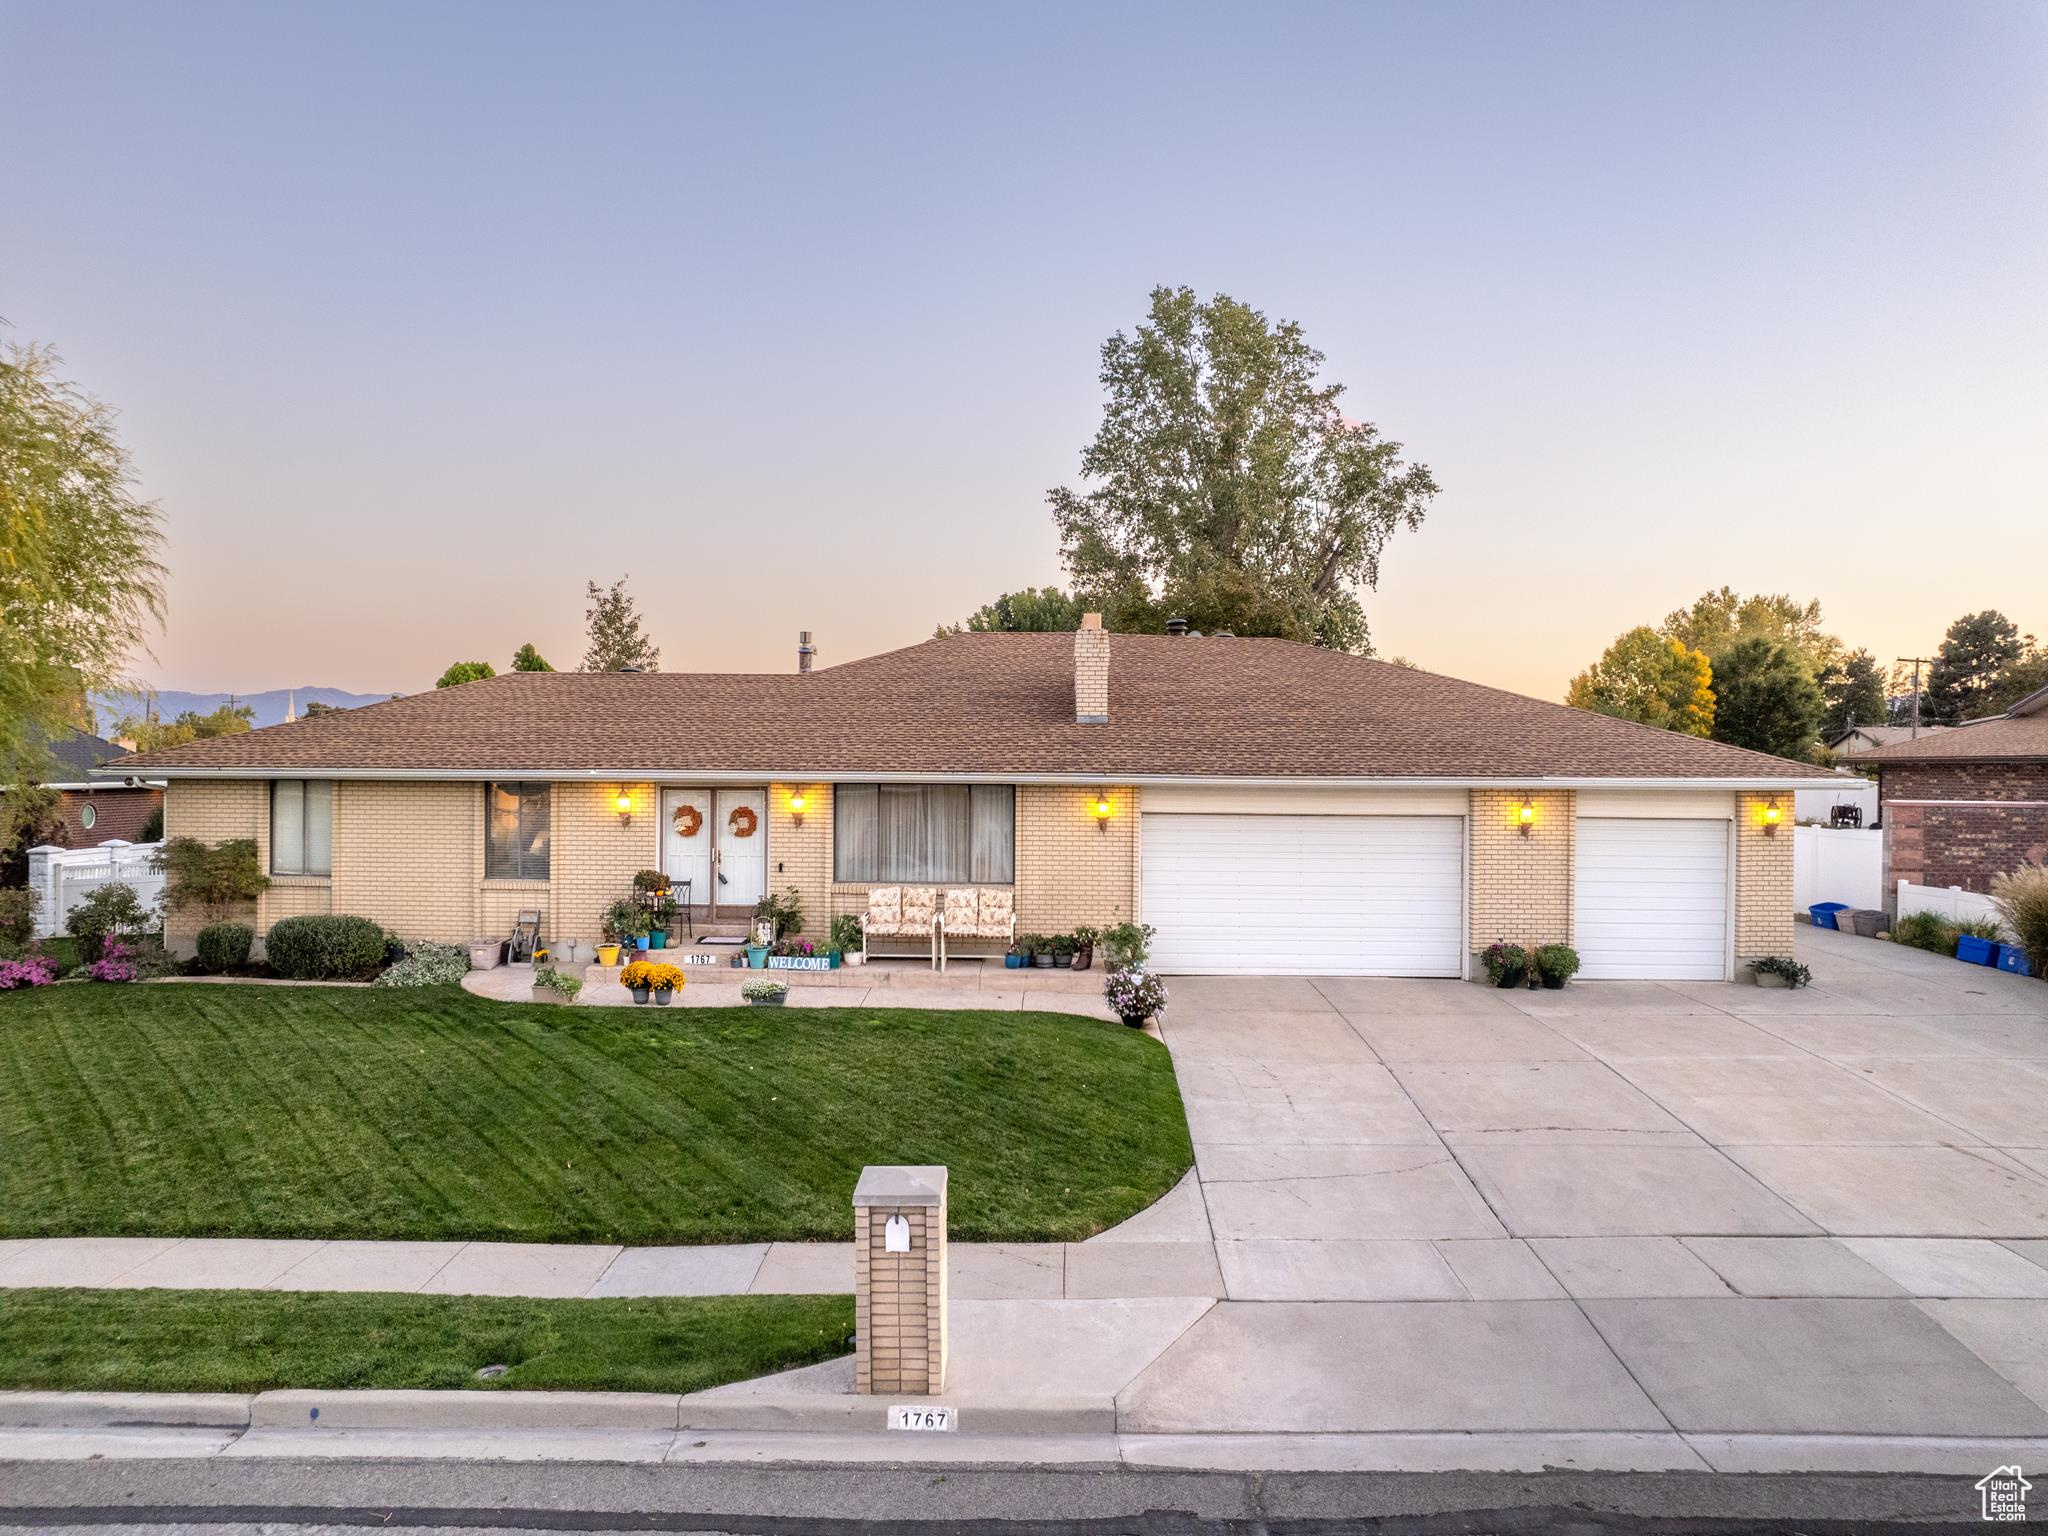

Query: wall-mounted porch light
<box><xmin>790</xmin><ymin>790</ymin><xmax>808</xmax><ymax>828</ymax></box>
<box><xmin>1760</xmin><ymin>795</ymin><xmax>1782</xmax><ymax>836</ymax></box>
<box><xmin>615</xmin><ymin>790</ymin><xmax>634</xmax><ymax>830</ymax></box>
<box><xmin>1092</xmin><ymin>791</ymin><xmax>1114</xmax><ymax>832</ymax></box>
<box><xmin>1518</xmin><ymin>797</ymin><xmax>1536</xmax><ymax>836</ymax></box>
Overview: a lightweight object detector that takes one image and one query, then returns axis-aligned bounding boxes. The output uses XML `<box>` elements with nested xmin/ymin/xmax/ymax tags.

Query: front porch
<box><xmin>465</xmin><ymin>954</ymin><xmax>1119</xmax><ymax>1020</ymax></box>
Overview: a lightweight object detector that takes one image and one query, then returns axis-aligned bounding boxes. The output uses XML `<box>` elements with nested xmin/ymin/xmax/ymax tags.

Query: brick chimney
<box><xmin>1074</xmin><ymin>613</ymin><xmax>1108</xmax><ymax>724</ymax></box>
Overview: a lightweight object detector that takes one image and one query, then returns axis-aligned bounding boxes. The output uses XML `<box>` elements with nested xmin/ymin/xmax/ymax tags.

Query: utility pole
<box><xmin>1896</xmin><ymin>657</ymin><xmax>1936</xmax><ymax>738</ymax></box>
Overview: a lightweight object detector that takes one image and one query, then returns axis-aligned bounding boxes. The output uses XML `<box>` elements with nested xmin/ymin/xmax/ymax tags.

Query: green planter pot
<box><xmin>745</xmin><ymin>946</ymin><xmax>768</xmax><ymax>969</ymax></box>
<box><xmin>748</xmin><ymin>992</ymin><xmax>787</xmax><ymax>1007</ymax></box>
<box><xmin>649</xmin><ymin>931</ymin><xmax>668</xmax><ymax>950</ymax></box>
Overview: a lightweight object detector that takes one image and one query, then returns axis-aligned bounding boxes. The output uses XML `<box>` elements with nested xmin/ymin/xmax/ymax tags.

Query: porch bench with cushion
<box><xmin>861</xmin><ymin>885</ymin><xmax>940</xmax><ymax>968</ymax></box>
<box><xmin>938</xmin><ymin>886</ymin><xmax>1016</xmax><ymax>972</ymax></box>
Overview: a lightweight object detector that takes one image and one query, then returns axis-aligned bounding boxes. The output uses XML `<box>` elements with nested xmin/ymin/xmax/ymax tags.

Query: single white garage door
<box><xmin>1140</xmin><ymin>814</ymin><xmax>1464</xmax><ymax>976</ymax></box>
<box><xmin>1574</xmin><ymin>818</ymin><xmax>1730</xmax><ymax>981</ymax></box>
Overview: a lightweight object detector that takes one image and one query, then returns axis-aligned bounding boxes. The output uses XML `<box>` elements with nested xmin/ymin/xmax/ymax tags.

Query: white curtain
<box><xmin>271</xmin><ymin>781</ymin><xmax>305</xmax><ymax>875</ymax></box>
<box><xmin>303</xmin><ymin>781</ymin><xmax>334</xmax><ymax>876</ymax></box>
<box><xmin>835</xmin><ymin>784</ymin><xmax>1013</xmax><ymax>884</ymax></box>
<box><xmin>834</xmin><ymin>784</ymin><xmax>878</xmax><ymax>883</ymax></box>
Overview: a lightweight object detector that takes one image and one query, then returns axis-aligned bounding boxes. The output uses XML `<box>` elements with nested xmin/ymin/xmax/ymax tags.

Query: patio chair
<box><xmin>937</xmin><ymin>887</ymin><xmax>1016</xmax><ymax>972</ymax></box>
<box><xmin>508</xmin><ymin>908</ymin><xmax>542</xmax><ymax>963</ymax></box>
<box><xmin>861</xmin><ymin>885</ymin><xmax>941</xmax><ymax>968</ymax></box>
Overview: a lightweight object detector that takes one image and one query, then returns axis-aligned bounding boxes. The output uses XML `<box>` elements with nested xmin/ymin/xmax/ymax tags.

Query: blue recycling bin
<box><xmin>1996</xmin><ymin>943</ymin><xmax>2033</xmax><ymax>977</ymax></box>
<box><xmin>1808</xmin><ymin>902</ymin><xmax>1850</xmax><ymax>931</ymax></box>
<box><xmin>1957</xmin><ymin>934</ymin><xmax>1997</xmax><ymax>966</ymax></box>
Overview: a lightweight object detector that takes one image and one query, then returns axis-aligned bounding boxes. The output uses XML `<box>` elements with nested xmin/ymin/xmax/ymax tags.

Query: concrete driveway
<box><xmin>1108</xmin><ymin>924</ymin><xmax>2048</xmax><ymax>1451</ymax></box>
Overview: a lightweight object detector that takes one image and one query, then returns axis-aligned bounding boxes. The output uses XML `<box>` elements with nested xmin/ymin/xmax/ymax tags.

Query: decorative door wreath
<box><xmin>727</xmin><ymin>804</ymin><xmax>759</xmax><ymax>838</ymax></box>
<box><xmin>671</xmin><ymin>803</ymin><xmax>704</xmax><ymax>838</ymax></box>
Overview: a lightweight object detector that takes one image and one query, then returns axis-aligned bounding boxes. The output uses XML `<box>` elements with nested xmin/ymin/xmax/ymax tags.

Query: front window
<box><xmin>485</xmin><ymin>782</ymin><xmax>551</xmax><ymax>880</ymax></box>
<box><xmin>271</xmin><ymin>781</ymin><xmax>334</xmax><ymax>875</ymax></box>
<box><xmin>833</xmin><ymin>784</ymin><xmax>1013</xmax><ymax>884</ymax></box>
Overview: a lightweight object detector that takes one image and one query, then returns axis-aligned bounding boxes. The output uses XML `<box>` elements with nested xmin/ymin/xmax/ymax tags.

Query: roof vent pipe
<box><xmin>798</xmin><ymin>630</ymin><xmax>817</xmax><ymax>674</ymax></box>
<box><xmin>616</xmin><ymin>664</ymin><xmax>644</xmax><ymax>673</ymax></box>
<box><xmin>1165</xmin><ymin>617</ymin><xmax>1189</xmax><ymax>637</ymax></box>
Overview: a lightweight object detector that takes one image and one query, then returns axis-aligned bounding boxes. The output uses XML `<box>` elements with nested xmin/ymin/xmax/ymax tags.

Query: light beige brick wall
<box><xmin>550</xmin><ymin>780</ymin><xmax>660</xmax><ymax>944</ymax></box>
<box><xmin>330</xmin><ymin>781</ymin><xmax>478</xmax><ymax>943</ymax></box>
<box><xmin>161</xmin><ymin>780</ymin><xmax>266</xmax><ymax>950</ymax></box>
<box><xmin>1017</xmin><ymin>784</ymin><xmax>1137</xmax><ymax>934</ymax></box>
<box><xmin>1468</xmin><ymin>788</ymin><xmax>1574</xmax><ymax>956</ymax></box>
<box><xmin>1735</xmin><ymin>791</ymin><xmax>1795</xmax><ymax>960</ymax></box>
<box><xmin>769</xmin><ymin>782</ymin><xmax>834</xmax><ymax>939</ymax></box>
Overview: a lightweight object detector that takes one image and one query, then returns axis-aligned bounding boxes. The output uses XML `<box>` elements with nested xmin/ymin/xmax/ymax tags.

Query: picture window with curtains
<box><xmin>271</xmin><ymin>781</ymin><xmax>334</xmax><ymax>876</ymax></box>
<box><xmin>485</xmin><ymin>782</ymin><xmax>551</xmax><ymax>880</ymax></box>
<box><xmin>833</xmin><ymin>784</ymin><xmax>1014</xmax><ymax>884</ymax></box>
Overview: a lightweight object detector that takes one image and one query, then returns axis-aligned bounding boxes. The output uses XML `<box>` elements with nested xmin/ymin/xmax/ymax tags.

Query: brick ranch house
<box><xmin>106</xmin><ymin>620</ymin><xmax>1837</xmax><ymax>980</ymax></box>
<box><xmin>1839</xmin><ymin>683</ymin><xmax>2048</xmax><ymax>906</ymax></box>
<box><xmin>8</xmin><ymin>730</ymin><xmax>163</xmax><ymax>848</ymax></box>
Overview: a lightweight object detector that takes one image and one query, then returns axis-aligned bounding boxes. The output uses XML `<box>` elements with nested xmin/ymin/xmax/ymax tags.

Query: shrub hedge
<box><xmin>265</xmin><ymin>915</ymin><xmax>389</xmax><ymax>981</ymax></box>
<box><xmin>195</xmin><ymin>923</ymin><xmax>255</xmax><ymax>974</ymax></box>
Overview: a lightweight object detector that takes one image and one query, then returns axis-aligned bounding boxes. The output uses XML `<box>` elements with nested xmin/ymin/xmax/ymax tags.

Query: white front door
<box><xmin>1574</xmin><ymin>817</ymin><xmax>1732</xmax><ymax>980</ymax></box>
<box><xmin>1140</xmin><ymin>813</ymin><xmax>1466</xmax><ymax>976</ymax></box>
<box><xmin>661</xmin><ymin>789</ymin><xmax>712</xmax><ymax>909</ymax></box>
<box><xmin>714</xmin><ymin>788</ymin><xmax>768</xmax><ymax>914</ymax></box>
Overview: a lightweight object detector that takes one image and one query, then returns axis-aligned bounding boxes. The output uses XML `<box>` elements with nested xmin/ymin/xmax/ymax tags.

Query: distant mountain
<box><xmin>93</xmin><ymin>687</ymin><xmax>401</xmax><ymax>733</ymax></box>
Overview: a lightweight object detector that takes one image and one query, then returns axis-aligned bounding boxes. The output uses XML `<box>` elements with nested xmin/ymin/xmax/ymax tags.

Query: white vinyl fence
<box><xmin>1794</xmin><ymin>777</ymin><xmax>1879</xmax><ymax>827</ymax></box>
<box><xmin>1896</xmin><ymin>879</ymin><xmax>2001</xmax><ymax>928</ymax></box>
<box><xmin>1792</xmin><ymin>824</ymin><xmax>1884</xmax><ymax>915</ymax></box>
<box><xmin>23</xmin><ymin>841</ymin><xmax>165</xmax><ymax>939</ymax></box>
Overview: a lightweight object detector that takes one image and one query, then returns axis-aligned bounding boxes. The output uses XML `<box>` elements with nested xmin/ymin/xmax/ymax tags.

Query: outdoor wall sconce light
<box><xmin>1093</xmin><ymin>791</ymin><xmax>1114</xmax><ymax>832</ymax></box>
<box><xmin>790</xmin><ymin>790</ymin><xmax>808</xmax><ymax>828</ymax></box>
<box><xmin>615</xmin><ymin>791</ymin><xmax>633</xmax><ymax>830</ymax></box>
<box><xmin>1518</xmin><ymin>797</ymin><xmax>1536</xmax><ymax>836</ymax></box>
<box><xmin>1761</xmin><ymin>796</ymin><xmax>1782</xmax><ymax>836</ymax></box>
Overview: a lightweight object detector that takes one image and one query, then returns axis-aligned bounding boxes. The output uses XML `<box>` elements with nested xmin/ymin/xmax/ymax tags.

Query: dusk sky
<box><xmin>5</xmin><ymin>1</ymin><xmax>2043</xmax><ymax>700</ymax></box>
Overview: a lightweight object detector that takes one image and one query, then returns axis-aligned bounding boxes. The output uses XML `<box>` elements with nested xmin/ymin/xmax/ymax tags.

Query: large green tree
<box><xmin>435</xmin><ymin>660</ymin><xmax>496</xmax><ymax>689</ymax></box>
<box><xmin>1048</xmin><ymin>287</ymin><xmax>1436</xmax><ymax>652</ymax></box>
<box><xmin>1926</xmin><ymin>610</ymin><xmax>2028</xmax><ymax>724</ymax></box>
<box><xmin>0</xmin><ymin>343</ymin><xmax>166</xmax><ymax>812</ymax></box>
<box><xmin>1660</xmin><ymin>588</ymin><xmax>1834</xmax><ymax>672</ymax></box>
<box><xmin>1710</xmin><ymin>637</ymin><xmax>1824</xmax><ymax>759</ymax></box>
<box><xmin>581</xmin><ymin>578</ymin><xmax>659</xmax><ymax>672</ymax></box>
<box><xmin>1816</xmin><ymin>647</ymin><xmax>1887</xmax><ymax>739</ymax></box>
<box><xmin>114</xmin><ymin>702</ymin><xmax>254</xmax><ymax>753</ymax></box>
<box><xmin>1565</xmin><ymin>628</ymin><xmax>1715</xmax><ymax>736</ymax></box>
<box><xmin>935</xmin><ymin>587</ymin><xmax>1090</xmax><ymax>638</ymax></box>
<box><xmin>511</xmin><ymin>643</ymin><xmax>555</xmax><ymax>672</ymax></box>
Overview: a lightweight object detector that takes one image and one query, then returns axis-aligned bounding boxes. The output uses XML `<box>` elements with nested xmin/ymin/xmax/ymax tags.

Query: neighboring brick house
<box><xmin>6</xmin><ymin>730</ymin><xmax>163</xmax><ymax>848</ymax></box>
<box><xmin>1839</xmin><ymin>685</ymin><xmax>2048</xmax><ymax>904</ymax></box>
<box><xmin>108</xmin><ymin>620</ymin><xmax>1835</xmax><ymax>980</ymax></box>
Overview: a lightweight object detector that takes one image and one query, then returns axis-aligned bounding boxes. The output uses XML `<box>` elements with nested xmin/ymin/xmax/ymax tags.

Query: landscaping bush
<box><xmin>64</xmin><ymin>883</ymin><xmax>156</xmax><ymax>965</ymax></box>
<box><xmin>830</xmin><ymin>913</ymin><xmax>863</xmax><ymax>955</ymax></box>
<box><xmin>0</xmin><ymin>954</ymin><xmax>58</xmax><ymax>989</ymax></box>
<box><xmin>1992</xmin><ymin>863</ymin><xmax>2048</xmax><ymax>976</ymax></box>
<box><xmin>374</xmin><ymin>941</ymin><xmax>470</xmax><ymax>989</ymax></box>
<box><xmin>1481</xmin><ymin>940</ymin><xmax>1531</xmax><ymax>985</ymax></box>
<box><xmin>157</xmin><ymin>838</ymin><xmax>267</xmax><ymax>924</ymax></box>
<box><xmin>1534</xmin><ymin>943</ymin><xmax>1581</xmax><ymax>986</ymax></box>
<box><xmin>195</xmin><ymin>923</ymin><xmax>255</xmax><ymax>974</ymax></box>
<box><xmin>0</xmin><ymin>888</ymin><xmax>40</xmax><ymax>949</ymax></box>
<box><xmin>1099</xmin><ymin>921</ymin><xmax>1155</xmax><ymax>971</ymax></box>
<box><xmin>1891</xmin><ymin>911</ymin><xmax>1958</xmax><ymax>955</ymax></box>
<box><xmin>264</xmin><ymin>915</ymin><xmax>389</xmax><ymax>980</ymax></box>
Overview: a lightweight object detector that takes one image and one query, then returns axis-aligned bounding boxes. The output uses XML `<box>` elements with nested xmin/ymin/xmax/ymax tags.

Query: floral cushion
<box><xmin>864</xmin><ymin>886</ymin><xmax>902</xmax><ymax>932</ymax></box>
<box><xmin>900</xmin><ymin>886</ymin><xmax>938</xmax><ymax>930</ymax></box>
<box><xmin>943</xmin><ymin>888</ymin><xmax>980</xmax><ymax>933</ymax></box>
<box><xmin>975</xmin><ymin>887</ymin><xmax>1014</xmax><ymax>937</ymax></box>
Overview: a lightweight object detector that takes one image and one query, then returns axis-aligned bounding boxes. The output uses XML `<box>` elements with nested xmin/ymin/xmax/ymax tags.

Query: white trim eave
<box><xmin>105</xmin><ymin>766</ymin><xmax>1850</xmax><ymax>792</ymax></box>
<box><xmin>29</xmin><ymin>780</ymin><xmax>165</xmax><ymax>792</ymax></box>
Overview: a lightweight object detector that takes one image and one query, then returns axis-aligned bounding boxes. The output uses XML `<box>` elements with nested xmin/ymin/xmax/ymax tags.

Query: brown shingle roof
<box><xmin>1838</xmin><ymin>706</ymin><xmax>2048</xmax><ymax>766</ymax></box>
<box><xmin>108</xmin><ymin>633</ymin><xmax>1832</xmax><ymax>782</ymax></box>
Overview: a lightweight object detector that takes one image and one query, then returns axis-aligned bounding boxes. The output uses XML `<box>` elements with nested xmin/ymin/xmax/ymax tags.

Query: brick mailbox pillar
<box><xmin>853</xmin><ymin>1165</ymin><xmax>948</xmax><ymax>1395</ymax></box>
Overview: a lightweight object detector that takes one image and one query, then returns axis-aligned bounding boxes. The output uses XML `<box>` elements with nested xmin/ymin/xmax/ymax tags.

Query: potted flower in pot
<box><xmin>644</xmin><ymin>962</ymin><xmax>685</xmax><ymax>1005</ymax></box>
<box><xmin>1533</xmin><ymin>944</ymin><xmax>1580</xmax><ymax>990</ymax></box>
<box><xmin>1051</xmin><ymin>933</ymin><xmax>1077</xmax><ymax>968</ymax></box>
<box><xmin>1104</xmin><ymin>967</ymin><xmax>1168</xmax><ymax>1028</ymax></box>
<box><xmin>1481</xmin><ymin>941</ymin><xmax>1530</xmax><ymax>989</ymax></box>
<box><xmin>742</xmin><ymin>977</ymin><xmax>789</xmax><ymax>1008</ymax></box>
<box><xmin>745</xmin><ymin>928</ymin><xmax>769</xmax><ymax>968</ymax></box>
<box><xmin>532</xmin><ymin>963</ymin><xmax>582</xmax><ymax>1005</ymax></box>
<box><xmin>1749</xmin><ymin>955</ymin><xmax>1811</xmax><ymax>989</ymax></box>
<box><xmin>620</xmin><ymin>959</ymin><xmax>657</xmax><ymax>1004</ymax></box>
<box><xmin>1004</xmin><ymin>941</ymin><xmax>1024</xmax><ymax>970</ymax></box>
<box><xmin>1031</xmin><ymin>934</ymin><xmax>1056</xmax><ymax>969</ymax></box>
<box><xmin>1070</xmin><ymin>925</ymin><xmax>1097</xmax><ymax>971</ymax></box>
<box><xmin>831</xmin><ymin>914</ymin><xmax>865</xmax><ymax>968</ymax></box>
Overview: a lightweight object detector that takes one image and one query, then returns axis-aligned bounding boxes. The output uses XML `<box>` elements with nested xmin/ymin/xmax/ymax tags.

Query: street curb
<box><xmin>0</xmin><ymin>1392</ymin><xmax>251</xmax><ymax>1429</ymax></box>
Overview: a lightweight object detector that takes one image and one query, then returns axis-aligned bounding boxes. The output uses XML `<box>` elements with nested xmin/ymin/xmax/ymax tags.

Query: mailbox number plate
<box><xmin>888</xmin><ymin>1405</ymin><xmax>955</xmax><ymax>1432</ymax></box>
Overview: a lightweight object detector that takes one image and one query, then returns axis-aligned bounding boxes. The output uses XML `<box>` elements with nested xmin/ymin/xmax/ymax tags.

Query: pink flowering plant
<box><xmin>86</xmin><ymin>940</ymin><xmax>140</xmax><ymax>983</ymax></box>
<box><xmin>1103</xmin><ymin>967</ymin><xmax>1168</xmax><ymax>1023</ymax></box>
<box><xmin>0</xmin><ymin>954</ymin><xmax>59</xmax><ymax>990</ymax></box>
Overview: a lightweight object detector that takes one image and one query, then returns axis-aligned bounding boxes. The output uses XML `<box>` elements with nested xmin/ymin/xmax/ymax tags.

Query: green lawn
<box><xmin>0</xmin><ymin>984</ymin><xmax>1190</xmax><ymax>1244</ymax></box>
<box><xmin>0</xmin><ymin>1287</ymin><xmax>852</xmax><ymax>1394</ymax></box>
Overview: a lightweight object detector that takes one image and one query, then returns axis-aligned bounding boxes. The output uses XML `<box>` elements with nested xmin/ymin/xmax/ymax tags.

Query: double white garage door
<box><xmin>1139</xmin><ymin>810</ymin><xmax>1731</xmax><ymax>979</ymax></box>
